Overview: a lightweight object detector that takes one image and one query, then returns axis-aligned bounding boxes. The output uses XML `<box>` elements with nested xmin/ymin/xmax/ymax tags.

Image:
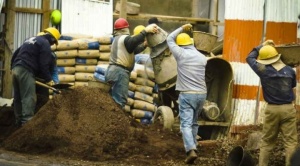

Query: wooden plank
<box><xmin>119</xmin><ymin>0</ymin><xmax>127</xmax><ymax>19</ymax></box>
<box><xmin>191</xmin><ymin>0</ymin><xmax>199</xmax><ymax>18</ymax></box>
<box><xmin>15</xmin><ymin>7</ymin><xmax>43</xmax><ymax>14</ymax></box>
<box><xmin>113</xmin><ymin>13</ymin><xmax>213</xmax><ymax>23</ymax></box>
<box><xmin>2</xmin><ymin>0</ymin><xmax>15</xmax><ymax>98</ymax></box>
<box><xmin>198</xmin><ymin>121</ymin><xmax>230</xmax><ymax>127</ymax></box>
<box><xmin>211</xmin><ymin>0</ymin><xmax>219</xmax><ymax>35</ymax></box>
<box><xmin>42</xmin><ymin>0</ymin><xmax>50</xmax><ymax>30</ymax></box>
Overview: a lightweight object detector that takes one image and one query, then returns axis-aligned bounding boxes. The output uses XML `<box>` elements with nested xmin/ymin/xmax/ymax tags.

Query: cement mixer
<box><xmin>147</xmin><ymin>26</ymin><xmax>234</xmax><ymax>140</ymax></box>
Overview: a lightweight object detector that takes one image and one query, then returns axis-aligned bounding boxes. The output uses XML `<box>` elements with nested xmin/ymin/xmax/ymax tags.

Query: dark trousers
<box><xmin>12</xmin><ymin>66</ymin><xmax>36</xmax><ymax>124</ymax></box>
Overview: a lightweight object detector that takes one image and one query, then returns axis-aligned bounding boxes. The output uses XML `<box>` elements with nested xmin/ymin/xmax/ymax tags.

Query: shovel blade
<box><xmin>52</xmin><ymin>83</ymin><xmax>73</xmax><ymax>89</ymax></box>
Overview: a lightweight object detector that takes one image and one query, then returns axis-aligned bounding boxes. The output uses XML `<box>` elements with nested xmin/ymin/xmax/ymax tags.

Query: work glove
<box><xmin>46</xmin><ymin>80</ymin><xmax>55</xmax><ymax>86</ymax></box>
<box><xmin>145</xmin><ymin>24</ymin><xmax>158</xmax><ymax>33</ymax></box>
<box><xmin>262</xmin><ymin>40</ymin><xmax>275</xmax><ymax>47</ymax></box>
<box><xmin>181</xmin><ymin>23</ymin><xmax>193</xmax><ymax>31</ymax></box>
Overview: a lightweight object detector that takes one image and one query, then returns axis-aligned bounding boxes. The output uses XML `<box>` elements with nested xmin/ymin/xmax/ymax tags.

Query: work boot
<box><xmin>185</xmin><ymin>149</ymin><xmax>198</xmax><ymax>164</ymax></box>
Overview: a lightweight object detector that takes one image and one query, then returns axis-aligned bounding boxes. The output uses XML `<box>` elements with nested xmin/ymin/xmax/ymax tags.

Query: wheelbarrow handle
<box><xmin>35</xmin><ymin>81</ymin><xmax>61</xmax><ymax>94</ymax></box>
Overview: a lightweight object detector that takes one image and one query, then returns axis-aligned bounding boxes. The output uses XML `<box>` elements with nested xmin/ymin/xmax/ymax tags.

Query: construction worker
<box><xmin>11</xmin><ymin>27</ymin><xmax>61</xmax><ymax>127</ymax></box>
<box><xmin>35</xmin><ymin>32</ymin><xmax>60</xmax><ymax>112</ymax></box>
<box><xmin>148</xmin><ymin>17</ymin><xmax>160</xmax><ymax>25</ymax></box>
<box><xmin>133</xmin><ymin>25</ymin><xmax>150</xmax><ymax>54</ymax></box>
<box><xmin>166</xmin><ymin>23</ymin><xmax>207</xmax><ymax>164</ymax></box>
<box><xmin>246</xmin><ymin>40</ymin><xmax>298</xmax><ymax>166</ymax></box>
<box><xmin>105</xmin><ymin>18</ymin><xmax>157</xmax><ymax>108</ymax></box>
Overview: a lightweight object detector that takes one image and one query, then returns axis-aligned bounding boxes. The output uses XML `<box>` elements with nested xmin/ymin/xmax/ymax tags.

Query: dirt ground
<box><xmin>0</xmin><ymin>87</ymin><xmax>298</xmax><ymax>166</ymax></box>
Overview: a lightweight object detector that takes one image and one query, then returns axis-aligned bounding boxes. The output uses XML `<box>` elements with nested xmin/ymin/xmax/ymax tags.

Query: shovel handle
<box><xmin>35</xmin><ymin>81</ymin><xmax>61</xmax><ymax>94</ymax></box>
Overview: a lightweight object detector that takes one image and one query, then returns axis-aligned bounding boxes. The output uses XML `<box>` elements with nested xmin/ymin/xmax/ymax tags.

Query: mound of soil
<box><xmin>1</xmin><ymin>87</ymin><xmax>299</xmax><ymax>165</ymax></box>
<box><xmin>2</xmin><ymin>87</ymin><xmax>185</xmax><ymax>165</ymax></box>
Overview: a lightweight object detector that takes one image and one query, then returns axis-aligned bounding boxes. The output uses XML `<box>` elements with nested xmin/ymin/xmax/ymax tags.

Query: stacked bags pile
<box><xmin>126</xmin><ymin>54</ymin><xmax>159</xmax><ymax>124</ymax></box>
<box><xmin>51</xmin><ymin>33</ymin><xmax>113</xmax><ymax>86</ymax></box>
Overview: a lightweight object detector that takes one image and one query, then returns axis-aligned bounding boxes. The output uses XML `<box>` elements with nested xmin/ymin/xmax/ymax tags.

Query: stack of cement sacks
<box><xmin>128</xmin><ymin>54</ymin><xmax>158</xmax><ymax>124</ymax></box>
<box><xmin>51</xmin><ymin>34</ymin><xmax>113</xmax><ymax>86</ymax></box>
<box><xmin>94</xmin><ymin>53</ymin><xmax>159</xmax><ymax>124</ymax></box>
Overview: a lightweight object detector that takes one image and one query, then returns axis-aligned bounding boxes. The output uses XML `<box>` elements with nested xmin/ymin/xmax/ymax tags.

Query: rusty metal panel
<box><xmin>61</xmin><ymin>0</ymin><xmax>113</xmax><ymax>37</ymax></box>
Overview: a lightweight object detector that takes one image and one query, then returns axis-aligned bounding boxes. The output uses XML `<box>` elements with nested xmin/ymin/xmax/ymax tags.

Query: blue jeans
<box><xmin>12</xmin><ymin>66</ymin><xmax>36</xmax><ymax>125</ymax></box>
<box><xmin>179</xmin><ymin>92</ymin><xmax>206</xmax><ymax>152</ymax></box>
<box><xmin>105</xmin><ymin>65</ymin><xmax>130</xmax><ymax>108</ymax></box>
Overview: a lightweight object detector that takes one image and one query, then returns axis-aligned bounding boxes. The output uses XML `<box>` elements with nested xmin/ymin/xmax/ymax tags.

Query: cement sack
<box><xmin>126</xmin><ymin>98</ymin><xmax>134</xmax><ymax>106</ymax></box>
<box><xmin>135</xmin><ymin>68</ymin><xmax>155</xmax><ymax>81</ymax></box>
<box><xmin>134</xmin><ymin>77</ymin><xmax>155</xmax><ymax>87</ymax></box>
<box><xmin>128</xmin><ymin>90</ymin><xmax>135</xmax><ymax>99</ymax></box>
<box><xmin>131</xmin><ymin>109</ymin><xmax>153</xmax><ymax>119</ymax></box>
<box><xmin>55</xmin><ymin>50</ymin><xmax>78</xmax><ymax>58</ymax></box>
<box><xmin>56</xmin><ymin>40</ymin><xmax>79</xmax><ymax>50</ymax></box>
<box><xmin>57</xmin><ymin>67</ymin><xmax>76</xmax><ymax>74</ymax></box>
<box><xmin>78</xmin><ymin>50</ymin><xmax>100</xmax><ymax>59</ymax></box>
<box><xmin>137</xmin><ymin>118</ymin><xmax>152</xmax><ymax>124</ymax></box>
<box><xmin>128</xmin><ymin>82</ymin><xmax>136</xmax><ymax>91</ymax></box>
<box><xmin>133</xmin><ymin>100</ymin><xmax>155</xmax><ymax>112</ymax></box>
<box><xmin>76</xmin><ymin>38</ymin><xmax>100</xmax><ymax>50</ymax></box>
<box><xmin>99</xmin><ymin>52</ymin><xmax>110</xmax><ymax>61</ymax></box>
<box><xmin>56</xmin><ymin>58</ymin><xmax>76</xmax><ymax>67</ymax></box>
<box><xmin>75</xmin><ymin>65</ymin><xmax>96</xmax><ymax>73</ymax></box>
<box><xmin>93</xmin><ymin>72</ymin><xmax>105</xmax><ymax>82</ymax></box>
<box><xmin>97</xmin><ymin>61</ymin><xmax>109</xmax><ymax>65</ymax></box>
<box><xmin>99</xmin><ymin>45</ymin><xmax>111</xmax><ymax>52</ymax></box>
<box><xmin>135</xmin><ymin>85</ymin><xmax>153</xmax><ymax>95</ymax></box>
<box><xmin>51</xmin><ymin>45</ymin><xmax>56</xmax><ymax>51</ymax></box>
<box><xmin>124</xmin><ymin>105</ymin><xmax>131</xmax><ymax>113</ymax></box>
<box><xmin>75</xmin><ymin>73</ymin><xmax>94</xmax><ymax>81</ymax></box>
<box><xmin>95</xmin><ymin>64</ymin><xmax>108</xmax><ymax>75</ymax></box>
<box><xmin>58</xmin><ymin>81</ymin><xmax>75</xmax><ymax>85</ymax></box>
<box><xmin>130</xmin><ymin>71</ymin><xmax>137</xmax><ymax>81</ymax></box>
<box><xmin>76</xmin><ymin>58</ymin><xmax>98</xmax><ymax>65</ymax></box>
<box><xmin>134</xmin><ymin>91</ymin><xmax>153</xmax><ymax>104</ymax></box>
<box><xmin>96</xmin><ymin>35</ymin><xmax>113</xmax><ymax>44</ymax></box>
<box><xmin>60</xmin><ymin>33</ymin><xmax>93</xmax><ymax>40</ymax></box>
<box><xmin>74</xmin><ymin>81</ymin><xmax>89</xmax><ymax>87</ymax></box>
<box><xmin>135</xmin><ymin>54</ymin><xmax>152</xmax><ymax>65</ymax></box>
<box><xmin>58</xmin><ymin>74</ymin><xmax>75</xmax><ymax>82</ymax></box>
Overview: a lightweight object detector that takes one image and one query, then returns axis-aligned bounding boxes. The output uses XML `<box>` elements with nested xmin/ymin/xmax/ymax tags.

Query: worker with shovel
<box><xmin>105</xmin><ymin>18</ymin><xmax>158</xmax><ymax>108</ymax></box>
<box><xmin>10</xmin><ymin>27</ymin><xmax>61</xmax><ymax>127</ymax></box>
<box><xmin>246</xmin><ymin>40</ymin><xmax>298</xmax><ymax>166</ymax></box>
<box><xmin>167</xmin><ymin>24</ymin><xmax>207</xmax><ymax>164</ymax></box>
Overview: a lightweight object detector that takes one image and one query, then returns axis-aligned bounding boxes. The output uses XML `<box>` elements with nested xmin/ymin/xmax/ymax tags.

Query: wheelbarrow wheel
<box><xmin>153</xmin><ymin>106</ymin><xmax>174</xmax><ymax>130</ymax></box>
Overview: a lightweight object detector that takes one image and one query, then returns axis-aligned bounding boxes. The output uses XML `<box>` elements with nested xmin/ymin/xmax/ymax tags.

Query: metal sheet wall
<box><xmin>61</xmin><ymin>0</ymin><xmax>113</xmax><ymax>37</ymax></box>
<box><xmin>224</xmin><ymin>0</ymin><xmax>298</xmax><ymax>126</ymax></box>
<box><xmin>14</xmin><ymin>0</ymin><xmax>61</xmax><ymax>51</ymax></box>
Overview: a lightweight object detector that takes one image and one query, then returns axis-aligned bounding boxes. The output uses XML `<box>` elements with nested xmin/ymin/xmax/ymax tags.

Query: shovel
<box><xmin>52</xmin><ymin>83</ymin><xmax>73</xmax><ymax>89</ymax></box>
<box><xmin>35</xmin><ymin>81</ymin><xmax>72</xmax><ymax>94</ymax></box>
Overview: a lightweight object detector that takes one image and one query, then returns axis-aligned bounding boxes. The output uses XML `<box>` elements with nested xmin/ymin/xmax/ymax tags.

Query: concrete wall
<box><xmin>113</xmin><ymin>0</ymin><xmax>210</xmax><ymax>34</ymax></box>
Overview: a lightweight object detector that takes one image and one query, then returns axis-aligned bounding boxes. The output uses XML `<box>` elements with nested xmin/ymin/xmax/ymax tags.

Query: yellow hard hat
<box><xmin>37</xmin><ymin>32</ymin><xmax>45</xmax><ymax>36</ymax></box>
<box><xmin>176</xmin><ymin>33</ymin><xmax>193</xmax><ymax>46</ymax></box>
<box><xmin>257</xmin><ymin>45</ymin><xmax>280</xmax><ymax>65</ymax></box>
<box><xmin>133</xmin><ymin>25</ymin><xmax>145</xmax><ymax>36</ymax></box>
<box><xmin>44</xmin><ymin>27</ymin><xmax>61</xmax><ymax>45</ymax></box>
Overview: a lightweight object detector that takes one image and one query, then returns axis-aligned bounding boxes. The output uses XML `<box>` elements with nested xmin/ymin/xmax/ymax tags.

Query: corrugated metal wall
<box><xmin>13</xmin><ymin>0</ymin><xmax>61</xmax><ymax>51</ymax></box>
<box><xmin>223</xmin><ymin>0</ymin><xmax>298</xmax><ymax>126</ymax></box>
<box><xmin>61</xmin><ymin>0</ymin><xmax>113</xmax><ymax>37</ymax></box>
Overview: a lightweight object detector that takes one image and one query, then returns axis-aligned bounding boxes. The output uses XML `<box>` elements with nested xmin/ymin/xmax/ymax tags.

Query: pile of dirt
<box><xmin>2</xmin><ymin>87</ymin><xmax>186</xmax><ymax>165</ymax></box>
<box><xmin>1</xmin><ymin>86</ymin><xmax>299</xmax><ymax>165</ymax></box>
